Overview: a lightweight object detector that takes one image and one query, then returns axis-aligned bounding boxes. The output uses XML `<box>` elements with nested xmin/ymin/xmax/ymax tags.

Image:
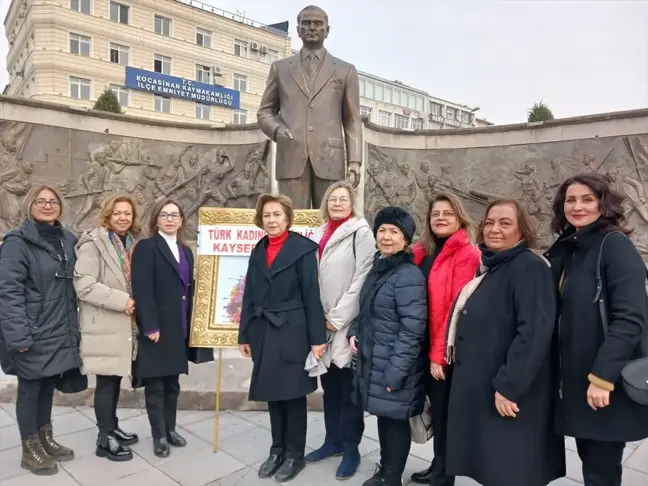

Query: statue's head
<box><xmin>420</xmin><ymin>161</ymin><xmax>430</xmax><ymax>173</ymax></box>
<box><xmin>297</xmin><ymin>5</ymin><xmax>329</xmax><ymax>49</ymax></box>
<box><xmin>400</xmin><ymin>164</ymin><xmax>409</xmax><ymax>175</ymax></box>
<box><xmin>441</xmin><ymin>165</ymin><xmax>451</xmax><ymax>175</ymax></box>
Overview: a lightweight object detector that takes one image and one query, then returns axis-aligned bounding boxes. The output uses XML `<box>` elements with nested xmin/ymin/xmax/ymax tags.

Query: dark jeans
<box><xmin>576</xmin><ymin>438</ymin><xmax>625</xmax><ymax>486</ymax></box>
<box><xmin>377</xmin><ymin>416</ymin><xmax>412</xmax><ymax>485</ymax></box>
<box><xmin>428</xmin><ymin>368</ymin><xmax>455</xmax><ymax>486</ymax></box>
<box><xmin>94</xmin><ymin>375</ymin><xmax>122</xmax><ymax>435</ymax></box>
<box><xmin>268</xmin><ymin>396</ymin><xmax>307</xmax><ymax>460</ymax></box>
<box><xmin>321</xmin><ymin>364</ymin><xmax>365</xmax><ymax>454</ymax></box>
<box><xmin>16</xmin><ymin>376</ymin><xmax>57</xmax><ymax>439</ymax></box>
<box><xmin>143</xmin><ymin>375</ymin><xmax>180</xmax><ymax>439</ymax></box>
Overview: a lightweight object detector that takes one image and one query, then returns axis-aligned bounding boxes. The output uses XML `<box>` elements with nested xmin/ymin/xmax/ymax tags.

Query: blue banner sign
<box><xmin>125</xmin><ymin>67</ymin><xmax>240</xmax><ymax>109</ymax></box>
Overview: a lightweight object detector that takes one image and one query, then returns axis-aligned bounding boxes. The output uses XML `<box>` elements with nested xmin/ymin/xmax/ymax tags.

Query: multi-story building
<box><xmin>3</xmin><ymin>0</ymin><xmax>292</xmax><ymax>125</ymax></box>
<box><xmin>358</xmin><ymin>71</ymin><xmax>491</xmax><ymax>129</ymax></box>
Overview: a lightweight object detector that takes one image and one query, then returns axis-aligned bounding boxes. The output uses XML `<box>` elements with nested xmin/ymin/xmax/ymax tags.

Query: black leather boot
<box><xmin>258</xmin><ymin>453</ymin><xmax>284</xmax><ymax>478</ymax></box>
<box><xmin>411</xmin><ymin>464</ymin><xmax>433</xmax><ymax>484</ymax></box>
<box><xmin>96</xmin><ymin>434</ymin><xmax>133</xmax><ymax>462</ymax></box>
<box><xmin>153</xmin><ymin>437</ymin><xmax>170</xmax><ymax>458</ymax></box>
<box><xmin>274</xmin><ymin>458</ymin><xmax>306</xmax><ymax>482</ymax></box>
<box><xmin>113</xmin><ymin>424</ymin><xmax>139</xmax><ymax>446</ymax></box>
<box><xmin>166</xmin><ymin>430</ymin><xmax>187</xmax><ymax>447</ymax></box>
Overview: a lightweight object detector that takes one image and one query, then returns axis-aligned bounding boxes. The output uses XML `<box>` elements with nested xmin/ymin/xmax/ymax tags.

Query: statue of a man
<box><xmin>257</xmin><ymin>5</ymin><xmax>363</xmax><ymax>209</ymax></box>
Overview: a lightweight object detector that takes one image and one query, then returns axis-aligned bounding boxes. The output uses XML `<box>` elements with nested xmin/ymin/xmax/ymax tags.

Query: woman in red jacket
<box><xmin>410</xmin><ymin>193</ymin><xmax>480</xmax><ymax>486</ymax></box>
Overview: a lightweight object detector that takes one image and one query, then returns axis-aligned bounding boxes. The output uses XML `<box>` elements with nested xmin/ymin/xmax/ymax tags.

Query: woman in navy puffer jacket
<box><xmin>349</xmin><ymin>206</ymin><xmax>427</xmax><ymax>486</ymax></box>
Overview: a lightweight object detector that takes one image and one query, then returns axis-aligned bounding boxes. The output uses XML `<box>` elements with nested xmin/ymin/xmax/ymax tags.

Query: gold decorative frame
<box><xmin>189</xmin><ymin>207</ymin><xmax>322</xmax><ymax>348</ymax></box>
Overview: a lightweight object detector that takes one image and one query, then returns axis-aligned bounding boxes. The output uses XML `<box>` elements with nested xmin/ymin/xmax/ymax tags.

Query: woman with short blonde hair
<box><xmin>0</xmin><ymin>185</ymin><xmax>80</xmax><ymax>475</ymax></box>
<box><xmin>74</xmin><ymin>194</ymin><xmax>141</xmax><ymax>462</ymax></box>
<box><xmin>306</xmin><ymin>181</ymin><xmax>375</xmax><ymax>480</ymax></box>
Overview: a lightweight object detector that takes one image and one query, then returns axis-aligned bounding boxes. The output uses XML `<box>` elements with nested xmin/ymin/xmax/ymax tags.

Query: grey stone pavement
<box><xmin>0</xmin><ymin>404</ymin><xmax>646</xmax><ymax>486</ymax></box>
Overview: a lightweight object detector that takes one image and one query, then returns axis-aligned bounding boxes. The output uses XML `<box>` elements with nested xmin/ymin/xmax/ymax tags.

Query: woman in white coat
<box><xmin>306</xmin><ymin>181</ymin><xmax>376</xmax><ymax>480</ymax></box>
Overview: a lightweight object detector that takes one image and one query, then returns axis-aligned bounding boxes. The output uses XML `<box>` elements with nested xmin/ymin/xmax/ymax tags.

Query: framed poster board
<box><xmin>189</xmin><ymin>207</ymin><xmax>322</xmax><ymax>349</ymax></box>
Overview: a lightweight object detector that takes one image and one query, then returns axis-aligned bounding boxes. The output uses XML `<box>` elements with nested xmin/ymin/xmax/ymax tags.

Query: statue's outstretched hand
<box><xmin>275</xmin><ymin>126</ymin><xmax>293</xmax><ymax>141</ymax></box>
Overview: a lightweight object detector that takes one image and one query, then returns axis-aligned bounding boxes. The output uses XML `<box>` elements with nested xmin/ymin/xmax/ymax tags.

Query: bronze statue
<box><xmin>257</xmin><ymin>5</ymin><xmax>362</xmax><ymax>209</ymax></box>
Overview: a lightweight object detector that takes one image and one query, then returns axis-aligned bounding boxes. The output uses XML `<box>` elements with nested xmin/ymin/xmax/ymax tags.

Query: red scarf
<box><xmin>319</xmin><ymin>215</ymin><xmax>351</xmax><ymax>257</ymax></box>
<box><xmin>266</xmin><ymin>231</ymin><xmax>288</xmax><ymax>267</ymax></box>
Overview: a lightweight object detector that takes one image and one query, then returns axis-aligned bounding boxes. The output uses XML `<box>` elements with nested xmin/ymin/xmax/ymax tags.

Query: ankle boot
<box><xmin>39</xmin><ymin>423</ymin><xmax>74</xmax><ymax>462</ymax></box>
<box><xmin>96</xmin><ymin>433</ymin><xmax>133</xmax><ymax>462</ymax></box>
<box><xmin>21</xmin><ymin>435</ymin><xmax>58</xmax><ymax>476</ymax></box>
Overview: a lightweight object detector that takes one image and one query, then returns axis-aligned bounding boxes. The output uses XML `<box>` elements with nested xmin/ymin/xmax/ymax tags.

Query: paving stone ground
<box><xmin>0</xmin><ymin>404</ymin><xmax>646</xmax><ymax>486</ymax></box>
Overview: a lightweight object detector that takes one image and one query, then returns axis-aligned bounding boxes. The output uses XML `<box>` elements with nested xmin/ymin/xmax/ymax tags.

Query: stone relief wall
<box><xmin>0</xmin><ymin>120</ymin><xmax>270</xmax><ymax>239</ymax></box>
<box><xmin>364</xmin><ymin>134</ymin><xmax>648</xmax><ymax>252</ymax></box>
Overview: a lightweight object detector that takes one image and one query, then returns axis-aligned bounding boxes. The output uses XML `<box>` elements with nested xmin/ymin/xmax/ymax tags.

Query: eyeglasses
<box><xmin>159</xmin><ymin>212</ymin><xmax>180</xmax><ymax>221</ymax></box>
<box><xmin>431</xmin><ymin>211</ymin><xmax>456</xmax><ymax>220</ymax></box>
<box><xmin>33</xmin><ymin>199</ymin><xmax>60</xmax><ymax>209</ymax></box>
<box><xmin>328</xmin><ymin>197</ymin><xmax>350</xmax><ymax>205</ymax></box>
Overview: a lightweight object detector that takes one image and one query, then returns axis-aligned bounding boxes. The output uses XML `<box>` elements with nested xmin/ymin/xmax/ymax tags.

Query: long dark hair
<box><xmin>550</xmin><ymin>173</ymin><xmax>631</xmax><ymax>236</ymax></box>
<box><xmin>148</xmin><ymin>198</ymin><xmax>187</xmax><ymax>245</ymax></box>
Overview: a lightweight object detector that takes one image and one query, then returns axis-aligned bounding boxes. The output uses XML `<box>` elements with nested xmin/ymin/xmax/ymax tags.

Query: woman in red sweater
<box><xmin>410</xmin><ymin>193</ymin><xmax>480</xmax><ymax>486</ymax></box>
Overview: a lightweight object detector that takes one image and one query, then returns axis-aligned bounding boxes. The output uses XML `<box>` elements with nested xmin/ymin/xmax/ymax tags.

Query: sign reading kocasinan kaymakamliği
<box><xmin>125</xmin><ymin>67</ymin><xmax>241</xmax><ymax>109</ymax></box>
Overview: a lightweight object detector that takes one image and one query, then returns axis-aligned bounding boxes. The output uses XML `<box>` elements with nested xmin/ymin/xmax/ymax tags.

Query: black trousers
<box><xmin>94</xmin><ymin>375</ymin><xmax>123</xmax><ymax>435</ymax></box>
<box><xmin>377</xmin><ymin>416</ymin><xmax>412</xmax><ymax>485</ymax></box>
<box><xmin>321</xmin><ymin>364</ymin><xmax>365</xmax><ymax>454</ymax></box>
<box><xmin>268</xmin><ymin>396</ymin><xmax>307</xmax><ymax>460</ymax></box>
<box><xmin>16</xmin><ymin>376</ymin><xmax>56</xmax><ymax>439</ymax></box>
<box><xmin>576</xmin><ymin>438</ymin><xmax>626</xmax><ymax>486</ymax></box>
<box><xmin>427</xmin><ymin>369</ymin><xmax>455</xmax><ymax>486</ymax></box>
<box><xmin>143</xmin><ymin>375</ymin><xmax>180</xmax><ymax>439</ymax></box>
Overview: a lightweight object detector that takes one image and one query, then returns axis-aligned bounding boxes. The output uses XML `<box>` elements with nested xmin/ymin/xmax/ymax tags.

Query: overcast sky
<box><xmin>1</xmin><ymin>0</ymin><xmax>646</xmax><ymax>124</ymax></box>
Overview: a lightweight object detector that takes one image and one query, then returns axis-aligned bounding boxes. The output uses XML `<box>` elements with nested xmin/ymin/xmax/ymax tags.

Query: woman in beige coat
<box><xmin>73</xmin><ymin>195</ymin><xmax>140</xmax><ymax>463</ymax></box>
<box><xmin>306</xmin><ymin>181</ymin><xmax>376</xmax><ymax>480</ymax></box>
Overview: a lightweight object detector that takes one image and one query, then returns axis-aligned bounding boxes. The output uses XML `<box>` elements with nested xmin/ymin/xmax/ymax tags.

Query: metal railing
<box><xmin>173</xmin><ymin>0</ymin><xmax>289</xmax><ymax>37</ymax></box>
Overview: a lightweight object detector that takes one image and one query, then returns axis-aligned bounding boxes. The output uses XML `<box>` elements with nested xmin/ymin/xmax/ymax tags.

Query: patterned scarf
<box><xmin>109</xmin><ymin>232</ymin><xmax>138</xmax><ymax>360</ymax></box>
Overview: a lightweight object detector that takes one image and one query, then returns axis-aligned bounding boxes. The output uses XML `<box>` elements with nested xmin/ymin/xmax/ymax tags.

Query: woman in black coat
<box><xmin>238</xmin><ymin>193</ymin><xmax>326</xmax><ymax>483</ymax></box>
<box><xmin>348</xmin><ymin>206</ymin><xmax>427</xmax><ymax>486</ymax></box>
<box><xmin>544</xmin><ymin>173</ymin><xmax>648</xmax><ymax>486</ymax></box>
<box><xmin>445</xmin><ymin>199</ymin><xmax>566</xmax><ymax>486</ymax></box>
<box><xmin>0</xmin><ymin>185</ymin><xmax>80</xmax><ymax>476</ymax></box>
<box><xmin>131</xmin><ymin>198</ymin><xmax>212</xmax><ymax>459</ymax></box>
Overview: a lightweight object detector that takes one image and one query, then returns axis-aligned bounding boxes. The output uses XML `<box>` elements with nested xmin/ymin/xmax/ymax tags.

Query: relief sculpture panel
<box><xmin>364</xmin><ymin>134</ymin><xmax>648</xmax><ymax>253</ymax></box>
<box><xmin>0</xmin><ymin>120</ymin><xmax>271</xmax><ymax>239</ymax></box>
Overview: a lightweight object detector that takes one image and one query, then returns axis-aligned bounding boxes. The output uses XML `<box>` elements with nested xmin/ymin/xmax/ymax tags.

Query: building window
<box><xmin>266</xmin><ymin>49</ymin><xmax>279</xmax><ymax>64</ymax></box>
<box><xmin>70</xmin><ymin>0</ymin><xmax>90</xmax><ymax>14</ymax></box>
<box><xmin>383</xmin><ymin>86</ymin><xmax>392</xmax><ymax>104</ymax></box>
<box><xmin>110</xmin><ymin>1</ymin><xmax>129</xmax><ymax>24</ymax></box>
<box><xmin>412</xmin><ymin>118</ymin><xmax>424</xmax><ymax>130</ymax></box>
<box><xmin>445</xmin><ymin>107</ymin><xmax>455</xmax><ymax>120</ymax></box>
<box><xmin>69</xmin><ymin>33</ymin><xmax>91</xmax><ymax>56</ymax></box>
<box><xmin>394</xmin><ymin>114</ymin><xmax>409</xmax><ymax>129</ymax></box>
<box><xmin>154</xmin><ymin>54</ymin><xmax>171</xmax><ymax>74</ymax></box>
<box><xmin>430</xmin><ymin>102</ymin><xmax>442</xmax><ymax>115</ymax></box>
<box><xmin>154</xmin><ymin>95</ymin><xmax>170</xmax><ymax>113</ymax></box>
<box><xmin>233</xmin><ymin>74</ymin><xmax>247</xmax><ymax>92</ymax></box>
<box><xmin>110</xmin><ymin>84</ymin><xmax>128</xmax><ymax>106</ymax></box>
<box><xmin>109</xmin><ymin>43</ymin><xmax>129</xmax><ymax>65</ymax></box>
<box><xmin>379</xmin><ymin>110</ymin><xmax>392</xmax><ymax>127</ymax></box>
<box><xmin>462</xmin><ymin>112</ymin><xmax>471</xmax><ymax>124</ymax></box>
<box><xmin>154</xmin><ymin>15</ymin><xmax>172</xmax><ymax>37</ymax></box>
<box><xmin>408</xmin><ymin>94</ymin><xmax>417</xmax><ymax>110</ymax></box>
<box><xmin>233</xmin><ymin>109</ymin><xmax>247</xmax><ymax>124</ymax></box>
<box><xmin>195</xmin><ymin>103</ymin><xmax>210</xmax><ymax>120</ymax></box>
<box><xmin>374</xmin><ymin>83</ymin><xmax>384</xmax><ymax>102</ymax></box>
<box><xmin>365</xmin><ymin>81</ymin><xmax>375</xmax><ymax>99</ymax></box>
<box><xmin>360</xmin><ymin>106</ymin><xmax>372</xmax><ymax>119</ymax></box>
<box><xmin>196</xmin><ymin>28</ymin><xmax>211</xmax><ymax>48</ymax></box>
<box><xmin>69</xmin><ymin>76</ymin><xmax>91</xmax><ymax>99</ymax></box>
<box><xmin>359</xmin><ymin>78</ymin><xmax>365</xmax><ymax>97</ymax></box>
<box><xmin>392</xmin><ymin>89</ymin><xmax>401</xmax><ymax>106</ymax></box>
<box><xmin>196</xmin><ymin>64</ymin><xmax>211</xmax><ymax>84</ymax></box>
<box><xmin>234</xmin><ymin>40</ymin><xmax>248</xmax><ymax>58</ymax></box>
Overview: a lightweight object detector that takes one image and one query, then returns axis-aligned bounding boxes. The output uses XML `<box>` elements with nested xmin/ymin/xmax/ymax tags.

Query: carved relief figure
<box><xmin>256</xmin><ymin>5</ymin><xmax>362</xmax><ymax>208</ymax></box>
<box><xmin>0</xmin><ymin>159</ymin><xmax>32</xmax><ymax>233</ymax></box>
<box><xmin>185</xmin><ymin>148</ymin><xmax>234</xmax><ymax>221</ymax></box>
<box><xmin>395</xmin><ymin>164</ymin><xmax>417</xmax><ymax>206</ymax></box>
<box><xmin>621</xmin><ymin>175</ymin><xmax>648</xmax><ymax>223</ymax></box>
<box><xmin>69</xmin><ymin>148</ymin><xmax>113</xmax><ymax>232</ymax></box>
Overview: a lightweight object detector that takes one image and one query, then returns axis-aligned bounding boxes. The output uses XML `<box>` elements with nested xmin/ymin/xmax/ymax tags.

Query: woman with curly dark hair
<box><xmin>544</xmin><ymin>173</ymin><xmax>648</xmax><ymax>486</ymax></box>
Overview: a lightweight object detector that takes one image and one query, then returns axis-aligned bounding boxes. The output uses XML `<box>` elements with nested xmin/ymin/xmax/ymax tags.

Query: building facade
<box><xmin>4</xmin><ymin>0</ymin><xmax>292</xmax><ymax>125</ymax></box>
<box><xmin>358</xmin><ymin>71</ymin><xmax>491</xmax><ymax>130</ymax></box>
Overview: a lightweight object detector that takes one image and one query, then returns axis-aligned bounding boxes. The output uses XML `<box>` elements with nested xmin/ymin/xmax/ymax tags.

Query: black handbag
<box><xmin>594</xmin><ymin>232</ymin><xmax>648</xmax><ymax>406</ymax></box>
<box><xmin>55</xmin><ymin>368</ymin><xmax>88</xmax><ymax>394</ymax></box>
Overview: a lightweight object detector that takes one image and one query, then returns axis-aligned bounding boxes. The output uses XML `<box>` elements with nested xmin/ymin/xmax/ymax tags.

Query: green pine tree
<box><xmin>93</xmin><ymin>88</ymin><xmax>123</xmax><ymax>114</ymax></box>
<box><xmin>527</xmin><ymin>100</ymin><xmax>554</xmax><ymax>122</ymax></box>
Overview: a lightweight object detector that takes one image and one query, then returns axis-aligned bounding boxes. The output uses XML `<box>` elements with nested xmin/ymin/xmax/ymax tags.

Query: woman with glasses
<box><xmin>74</xmin><ymin>195</ymin><xmax>141</xmax><ymax>462</ymax></box>
<box><xmin>0</xmin><ymin>185</ymin><xmax>80</xmax><ymax>476</ymax></box>
<box><xmin>130</xmin><ymin>198</ymin><xmax>212</xmax><ymax>458</ymax></box>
